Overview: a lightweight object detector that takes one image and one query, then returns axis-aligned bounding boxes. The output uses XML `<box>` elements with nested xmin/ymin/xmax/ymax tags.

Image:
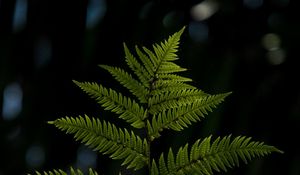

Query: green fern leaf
<box><xmin>148</xmin><ymin>93</ymin><xmax>231</xmax><ymax>139</ymax></box>
<box><xmin>124</xmin><ymin>43</ymin><xmax>150</xmax><ymax>88</ymax></box>
<box><xmin>28</xmin><ymin>167</ymin><xmax>98</xmax><ymax>175</ymax></box>
<box><xmin>135</xmin><ymin>45</ymin><xmax>155</xmax><ymax>76</ymax></box>
<box><xmin>73</xmin><ymin>80</ymin><xmax>146</xmax><ymax>128</ymax></box>
<box><xmin>148</xmin><ymin>89</ymin><xmax>208</xmax><ymax>114</ymax></box>
<box><xmin>151</xmin><ymin>160</ymin><xmax>159</xmax><ymax>175</ymax></box>
<box><xmin>167</xmin><ymin>148</ymin><xmax>176</xmax><ymax>172</ymax></box>
<box><xmin>156</xmin><ymin>74</ymin><xmax>192</xmax><ymax>82</ymax></box>
<box><xmin>150</xmin><ymin>82</ymin><xmax>196</xmax><ymax>96</ymax></box>
<box><xmin>143</xmin><ymin>46</ymin><xmax>160</xmax><ymax>71</ymax></box>
<box><xmin>157</xmin><ymin>62</ymin><xmax>187</xmax><ymax>74</ymax></box>
<box><xmin>153</xmin><ymin>27</ymin><xmax>185</xmax><ymax>62</ymax></box>
<box><xmin>99</xmin><ymin>65</ymin><xmax>149</xmax><ymax>103</ymax></box>
<box><xmin>129</xmin><ymin>27</ymin><xmax>186</xmax><ymax>92</ymax></box>
<box><xmin>48</xmin><ymin>115</ymin><xmax>148</xmax><ymax>170</ymax></box>
<box><xmin>153</xmin><ymin>135</ymin><xmax>283</xmax><ymax>175</ymax></box>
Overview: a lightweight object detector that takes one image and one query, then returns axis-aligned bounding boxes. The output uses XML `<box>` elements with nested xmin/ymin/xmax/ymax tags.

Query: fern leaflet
<box><xmin>135</xmin><ymin>45</ymin><xmax>155</xmax><ymax>76</ymax></box>
<box><xmin>124</xmin><ymin>43</ymin><xmax>150</xmax><ymax>88</ymax></box>
<box><xmin>99</xmin><ymin>65</ymin><xmax>149</xmax><ymax>103</ymax></box>
<box><xmin>152</xmin><ymin>135</ymin><xmax>283</xmax><ymax>175</ymax></box>
<box><xmin>148</xmin><ymin>89</ymin><xmax>208</xmax><ymax>114</ymax></box>
<box><xmin>148</xmin><ymin>93</ymin><xmax>231</xmax><ymax>139</ymax></box>
<box><xmin>73</xmin><ymin>80</ymin><xmax>146</xmax><ymax>128</ymax></box>
<box><xmin>48</xmin><ymin>115</ymin><xmax>148</xmax><ymax>170</ymax></box>
<box><xmin>156</xmin><ymin>74</ymin><xmax>192</xmax><ymax>82</ymax></box>
<box><xmin>28</xmin><ymin>167</ymin><xmax>98</xmax><ymax>175</ymax></box>
<box><xmin>150</xmin><ymin>82</ymin><xmax>196</xmax><ymax>96</ymax></box>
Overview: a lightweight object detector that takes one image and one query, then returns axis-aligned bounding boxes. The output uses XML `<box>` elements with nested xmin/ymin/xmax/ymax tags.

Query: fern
<box><xmin>31</xmin><ymin>27</ymin><xmax>282</xmax><ymax>175</ymax></box>
<box><xmin>151</xmin><ymin>135</ymin><xmax>282</xmax><ymax>175</ymax></box>
<box><xmin>99</xmin><ymin>65</ymin><xmax>149</xmax><ymax>103</ymax></box>
<box><xmin>48</xmin><ymin>115</ymin><xmax>148</xmax><ymax>170</ymax></box>
<box><xmin>72</xmin><ymin>81</ymin><xmax>146</xmax><ymax>128</ymax></box>
<box><xmin>29</xmin><ymin>167</ymin><xmax>98</xmax><ymax>175</ymax></box>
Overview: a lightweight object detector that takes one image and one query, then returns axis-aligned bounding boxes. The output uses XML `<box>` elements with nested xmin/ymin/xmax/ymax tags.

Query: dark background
<box><xmin>0</xmin><ymin>0</ymin><xmax>299</xmax><ymax>174</ymax></box>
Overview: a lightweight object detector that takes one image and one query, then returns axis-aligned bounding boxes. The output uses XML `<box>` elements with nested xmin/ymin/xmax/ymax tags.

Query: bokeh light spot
<box><xmin>34</xmin><ymin>37</ymin><xmax>52</xmax><ymax>69</ymax></box>
<box><xmin>243</xmin><ymin>0</ymin><xmax>263</xmax><ymax>9</ymax></box>
<box><xmin>76</xmin><ymin>146</ymin><xmax>97</xmax><ymax>169</ymax></box>
<box><xmin>25</xmin><ymin>144</ymin><xmax>45</xmax><ymax>168</ymax></box>
<box><xmin>262</xmin><ymin>33</ymin><xmax>281</xmax><ymax>51</ymax></box>
<box><xmin>267</xmin><ymin>49</ymin><xmax>286</xmax><ymax>65</ymax></box>
<box><xmin>191</xmin><ymin>0</ymin><xmax>219</xmax><ymax>21</ymax></box>
<box><xmin>86</xmin><ymin>0</ymin><xmax>107</xmax><ymax>29</ymax></box>
<box><xmin>2</xmin><ymin>82</ymin><xmax>23</xmax><ymax>120</ymax></box>
<box><xmin>188</xmin><ymin>22</ymin><xmax>209</xmax><ymax>43</ymax></box>
<box><xmin>12</xmin><ymin>0</ymin><xmax>28</xmax><ymax>32</ymax></box>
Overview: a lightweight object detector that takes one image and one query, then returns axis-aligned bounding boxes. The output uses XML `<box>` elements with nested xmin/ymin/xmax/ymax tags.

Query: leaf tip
<box><xmin>274</xmin><ymin>147</ymin><xmax>284</xmax><ymax>154</ymax></box>
<box><xmin>47</xmin><ymin>121</ymin><xmax>55</xmax><ymax>125</ymax></box>
<box><xmin>72</xmin><ymin>80</ymin><xmax>80</xmax><ymax>86</ymax></box>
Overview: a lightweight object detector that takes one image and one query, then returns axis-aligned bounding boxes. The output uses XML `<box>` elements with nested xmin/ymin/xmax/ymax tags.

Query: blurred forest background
<box><xmin>0</xmin><ymin>0</ymin><xmax>299</xmax><ymax>174</ymax></box>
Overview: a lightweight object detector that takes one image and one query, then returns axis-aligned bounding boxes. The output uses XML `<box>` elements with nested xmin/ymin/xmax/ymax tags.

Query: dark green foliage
<box><xmin>72</xmin><ymin>80</ymin><xmax>146</xmax><ymax>128</ymax></box>
<box><xmin>151</xmin><ymin>135</ymin><xmax>282</xmax><ymax>175</ymax></box>
<box><xmin>29</xmin><ymin>167</ymin><xmax>98</xmax><ymax>175</ymax></box>
<box><xmin>31</xmin><ymin>27</ymin><xmax>282</xmax><ymax>175</ymax></box>
<box><xmin>49</xmin><ymin>115</ymin><xmax>148</xmax><ymax>170</ymax></box>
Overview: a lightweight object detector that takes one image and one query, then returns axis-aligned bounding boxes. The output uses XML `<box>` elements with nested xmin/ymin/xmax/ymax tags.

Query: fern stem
<box><xmin>146</xmin><ymin>126</ymin><xmax>151</xmax><ymax>175</ymax></box>
<box><xmin>145</xmin><ymin>76</ymin><xmax>158</xmax><ymax>174</ymax></box>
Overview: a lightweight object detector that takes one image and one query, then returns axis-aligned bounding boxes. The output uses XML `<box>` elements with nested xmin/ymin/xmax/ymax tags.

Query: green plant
<box><xmin>30</xmin><ymin>27</ymin><xmax>282</xmax><ymax>175</ymax></box>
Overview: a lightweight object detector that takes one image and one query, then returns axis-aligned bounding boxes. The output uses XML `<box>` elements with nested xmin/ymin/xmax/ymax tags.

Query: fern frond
<box><xmin>157</xmin><ymin>62</ymin><xmax>187</xmax><ymax>74</ymax></box>
<box><xmin>73</xmin><ymin>80</ymin><xmax>145</xmax><ymax>128</ymax></box>
<box><xmin>157</xmin><ymin>74</ymin><xmax>192</xmax><ymax>82</ymax></box>
<box><xmin>140</xmin><ymin>27</ymin><xmax>185</xmax><ymax>77</ymax></box>
<box><xmin>148</xmin><ymin>89</ymin><xmax>208</xmax><ymax>114</ymax></box>
<box><xmin>49</xmin><ymin>115</ymin><xmax>148</xmax><ymax>170</ymax></box>
<box><xmin>130</xmin><ymin>27</ymin><xmax>185</xmax><ymax>87</ymax></box>
<box><xmin>151</xmin><ymin>82</ymin><xmax>196</xmax><ymax>96</ymax></box>
<box><xmin>135</xmin><ymin>45</ymin><xmax>155</xmax><ymax>76</ymax></box>
<box><xmin>153</xmin><ymin>135</ymin><xmax>283</xmax><ymax>175</ymax></box>
<box><xmin>124</xmin><ymin>43</ymin><xmax>150</xmax><ymax>88</ymax></box>
<box><xmin>153</xmin><ymin>27</ymin><xmax>185</xmax><ymax>62</ymax></box>
<box><xmin>151</xmin><ymin>160</ymin><xmax>159</xmax><ymax>175</ymax></box>
<box><xmin>29</xmin><ymin>167</ymin><xmax>98</xmax><ymax>175</ymax></box>
<box><xmin>143</xmin><ymin>46</ymin><xmax>160</xmax><ymax>71</ymax></box>
<box><xmin>99</xmin><ymin>65</ymin><xmax>149</xmax><ymax>103</ymax></box>
<box><xmin>148</xmin><ymin>93</ymin><xmax>231</xmax><ymax>139</ymax></box>
<box><xmin>142</xmin><ymin>46</ymin><xmax>188</xmax><ymax>75</ymax></box>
